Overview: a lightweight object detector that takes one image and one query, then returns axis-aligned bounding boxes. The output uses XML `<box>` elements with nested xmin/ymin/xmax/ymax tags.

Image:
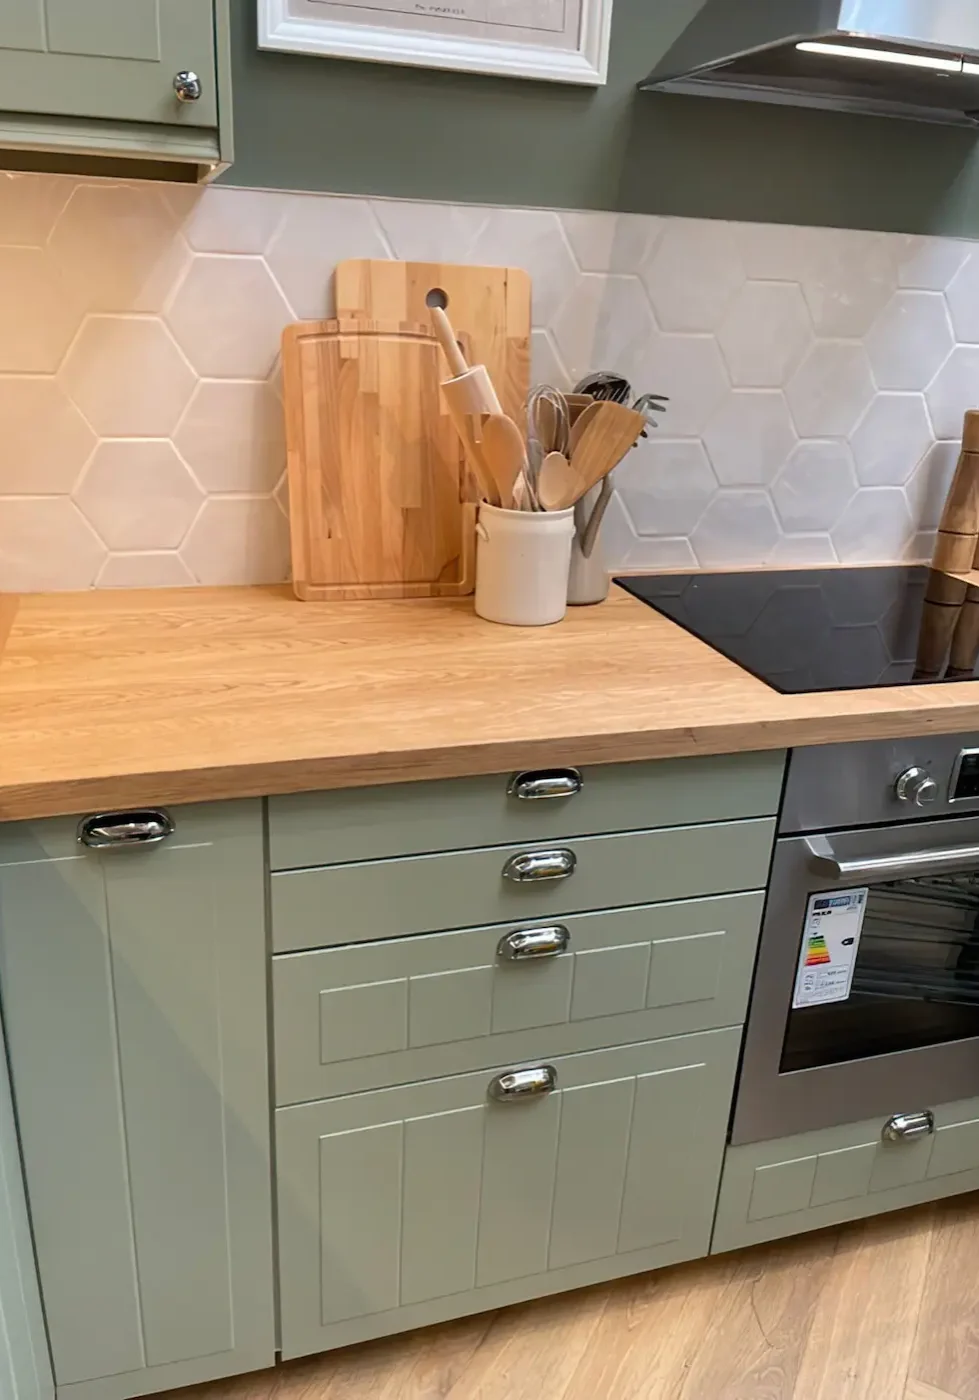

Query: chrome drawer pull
<box><xmin>882</xmin><ymin>1110</ymin><xmax>934</xmax><ymax>1143</ymax></box>
<box><xmin>508</xmin><ymin>769</ymin><xmax>582</xmax><ymax>801</ymax></box>
<box><xmin>488</xmin><ymin>1065</ymin><xmax>557</xmax><ymax>1101</ymax></box>
<box><xmin>497</xmin><ymin>925</ymin><xmax>570</xmax><ymax>961</ymax></box>
<box><xmin>78</xmin><ymin>810</ymin><xmax>174</xmax><ymax>849</ymax></box>
<box><xmin>502</xmin><ymin>849</ymin><xmax>576</xmax><ymax>883</ymax></box>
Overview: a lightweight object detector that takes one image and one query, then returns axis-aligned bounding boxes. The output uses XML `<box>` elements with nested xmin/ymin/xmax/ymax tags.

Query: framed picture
<box><xmin>258</xmin><ymin>0</ymin><xmax>613</xmax><ymax>85</ymax></box>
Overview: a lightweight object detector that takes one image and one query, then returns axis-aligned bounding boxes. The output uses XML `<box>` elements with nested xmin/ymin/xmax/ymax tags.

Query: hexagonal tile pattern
<box><xmin>612</xmin><ymin>439</ymin><xmax>717</xmax><ymax>536</ymax></box>
<box><xmin>717</xmin><ymin>282</ymin><xmax>812</xmax><ymax>388</ymax></box>
<box><xmin>166</xmin><ymin>258</ymin><xmax>292</xmax><ymax>380</ymax></box>
<box><xmin>945</xmin><ymin>251</ymin><xmax>979</xmax><ymax>343</ymax></box>
<box><xmin>174</xmin><ymin>381</ymin><xmax>284</xmax><ymax>494</ymax></box>
<box><xmin>0</xmin><ymin>248</ymin><xmax>81</xmax><ymax>372</ymax></box>
<box><xmin>691</xmin><ymin>492</ymin><xmax>780</xmax><ymax>567</ymax></box>
<box><xmin>265</xmin><ymin>194</ymin><xmax>389</xmax><ymax>320</ymax></box>
<box><xmin>772</xmin><ymin>442</ymin><xmax>856</xmax><ymax>531</ymax></box>
<box><xmin>550</xmin><ymin>275</ymin><xmax>657</xmax><ymax>386</ymax></box>
<box><xmin>832</xmin><ymin>488</ymin><xmax>914</xmax><ymax>563</ymax></box>
<box><xmin>49</xmin><ymin>181</ymin><xmax>189</xmax><ymax>313</ymax></box>
<box><xmin>865</xmin><ymin>291</ymin><xmax>953</xmax><ymax>391</ymax></box>
<box><xmin>0</xmin><ymin>378</ymin><xmax>95</xmax><ymax>493</ymax></box>
<box><xmin>469</xmin><ymin>210</ymin><xmax>580</xmax><ymax>325</ymax></box>
<box><xmin>703</xmin><ymin>392</ymin><xmax>797</xmax><ymax>486</ymax></box>
<box><xmin>180</xmin><ymin>497</ymin><xmax>290</xmax><ymax>585</ymax></box>
<box><xmin>75</xmin><ymin>442</ymin><xmax>203</xmax><ymax>550</ymax></box>
<box><xmin>850</xmin><ymin>395</ymin><xmax>933</xmax><ymax>485</ymax></box>
<box><xmin>641</xmin><ymin>219</ymin><xmax>744</xmax><ymax>333</ymax></box>
<box><xmin>61</xmin><ymin>317</ymin><xmax>195</xmax><ymax>437</ymax></box>
<box><xmin>0</xmin><ymin>499</ymin><xmax>105</xmax><ymax>591</ymax></box>
<box><xmin>2</xmin><ymin>174</ymin><xmax>979</xmax><ymax>590</ymax></box>
<box><xmin>786</xmin><ymin>343</ymin><xmax>875</xmax><ymax>438</ymax></box>
<box><xmin>926</xmin><ymin>346</ymin><xmax>979</xmax><ymax>440</ymax></box>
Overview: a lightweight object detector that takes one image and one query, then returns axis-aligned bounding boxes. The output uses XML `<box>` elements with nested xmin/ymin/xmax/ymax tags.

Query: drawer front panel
<box><xmin>712</xmin><ymin>1094</ymin><xmax>979</xmax><ymax>1254</ymax></box>
<box><xmin>268</xmin><ymin>751</ymin><xmax>786</xmax><ymax>870</ymax></box>
<box><xmin>273</xmin><ymin>893</ymin><xmax>764</xmax><ymax>1102</ymax></box>
<box><xmin>270</xmin><ymin>818</ymin><xmax>776</xmax><ymax>953</ymax></box>
<box><xmin>276</xmin><ymin>1028</ymin><xmax>740</xmax><ymax>1359</ymax></box>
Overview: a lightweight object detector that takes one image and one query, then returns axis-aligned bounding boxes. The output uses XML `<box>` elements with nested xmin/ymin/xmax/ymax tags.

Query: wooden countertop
<box><xmin>3</xmin><ymin>582</ymin><xmax>979</xmax><ymax>821</ymax></box>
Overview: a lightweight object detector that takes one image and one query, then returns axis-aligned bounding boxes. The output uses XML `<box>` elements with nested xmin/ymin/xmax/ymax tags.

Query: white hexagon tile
<box><xmin>3</xmin><ymin>169</ymin><xmax>979</xmax><ymax>589</ymax></box>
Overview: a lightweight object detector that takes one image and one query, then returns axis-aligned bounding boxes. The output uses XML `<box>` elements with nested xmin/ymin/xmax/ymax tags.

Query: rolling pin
<box><xmin>948</xmin><ymin>580</ymin><xmax>979</xmax><ymax>677</ymax></box>
<box><xmin>932</xmin><ymin>410</ymin><xmax>979</xmax><ymax>573</ymax></box>
<box><xmin>914</xmin><ymin>569</ymin><xmax>967</xmax><ymax>680</ymax></box>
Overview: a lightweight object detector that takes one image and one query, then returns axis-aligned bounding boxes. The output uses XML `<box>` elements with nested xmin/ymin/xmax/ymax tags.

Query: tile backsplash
<box><xmin>0</xmin><ymin>170</ymin><xmax>976</xmax><ymax>589</ymax></box>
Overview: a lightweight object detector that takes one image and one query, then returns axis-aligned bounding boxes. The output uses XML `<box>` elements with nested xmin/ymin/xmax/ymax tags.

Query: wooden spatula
<box><xmin>481</xmin><ymin>414</ymin><xmax>527</xmax><ymax>509</ymax></box>
<box><xmin>569</xmin><ymin>402</ymin><xmax>646</xmax><ymax>498</ymax></box>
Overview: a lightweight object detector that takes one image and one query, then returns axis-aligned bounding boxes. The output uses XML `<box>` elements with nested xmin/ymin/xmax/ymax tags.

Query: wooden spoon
<box><xmin>537</xmin><ymin>452</ymin><xmax>578</xmax><ymax>512</ymax></box>
<box><xmin>481</xmin><ymin>413</ymin><xmax>527</xmax><ymax>509</ymax></box>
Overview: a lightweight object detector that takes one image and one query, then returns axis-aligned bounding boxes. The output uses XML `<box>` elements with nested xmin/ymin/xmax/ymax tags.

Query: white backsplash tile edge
<box><xmin>0</xmin><ymin>168</ymin><xmax>973</xmax><ymax>590</ymax></box>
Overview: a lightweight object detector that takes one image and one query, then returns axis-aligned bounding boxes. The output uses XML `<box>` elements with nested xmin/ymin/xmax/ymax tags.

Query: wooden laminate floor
<box><xmin>185</xmin><ymin>1194</ymin><xmax>979</xmax><ymax>1400</ymax></box>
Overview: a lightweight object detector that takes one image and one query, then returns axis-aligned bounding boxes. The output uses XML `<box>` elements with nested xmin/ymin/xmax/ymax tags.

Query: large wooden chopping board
<box><xmin>282</xmin><ymin>318</ymin><xmax>476</xmax><ymax>601</ymax></box>
<box><xmin>334</xmin><ymin>259</ymin><xmax>531</xmax><ymax>427</ymax></box>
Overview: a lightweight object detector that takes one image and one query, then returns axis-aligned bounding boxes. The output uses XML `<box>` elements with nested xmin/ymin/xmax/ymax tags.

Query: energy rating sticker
<box><xmin>792</xmin><ymin>888</ymin><xmax>868</xmax><ymax>1009</ymax></box>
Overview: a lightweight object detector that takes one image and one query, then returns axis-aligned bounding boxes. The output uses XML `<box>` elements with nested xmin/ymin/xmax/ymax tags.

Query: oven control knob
<box><xmin>895</xmin><ymin>767</ymin><xmax>939</xmax><ymax>807</ymax></box>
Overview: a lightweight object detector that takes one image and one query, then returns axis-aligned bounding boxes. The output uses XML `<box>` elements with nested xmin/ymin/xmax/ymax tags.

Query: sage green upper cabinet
<box><xmin>0</xmin><ymin>801</ymin><xmax>273</xmax><ymax>1400</ymax></box>
<box><xmin>0</xmin><ymin>0</ymin><xmax>231</xmax><ymax>181</ymax></box>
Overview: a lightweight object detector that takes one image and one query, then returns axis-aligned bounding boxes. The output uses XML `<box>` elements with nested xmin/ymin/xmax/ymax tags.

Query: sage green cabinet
<box><xmin>0</xmin><ymin>0</ymin><xmax>231</xmax><ymax>179</ymax></box>
<box><xmin>712</xmin><ymin>1094</ymin><xmax>979</xmax><ymax>1255</ymax></box>
<box><xmin>0</xmin><ymin>801</ymin><xmax>273</xmax><ymax>1400</ymax></box>
<box><xmin>276</xmin><ymin>1028</ymin><xmax>740</xmax><ymax>1358</ymax></box>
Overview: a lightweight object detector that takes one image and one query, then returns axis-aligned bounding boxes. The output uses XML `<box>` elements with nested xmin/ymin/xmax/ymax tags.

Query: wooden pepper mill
<box><xmin>931</xmin><ymin>409</ymin><xmax>979</xmax><ymax>573</ymax></box>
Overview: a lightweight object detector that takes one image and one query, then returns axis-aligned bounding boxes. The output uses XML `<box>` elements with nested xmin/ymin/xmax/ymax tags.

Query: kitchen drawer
<box><xmin>273</xmin><ymin>891</ymin><xmax>763</xmax><ymax>1102</ymax></box>
<box><xmin>267</xmin><ymin>751</ymin><xmax>786</xmax><ymax>870</ymax></box>
<box><xmin>711</xmin><ymin>1093</ymin><xmax>979</xmax><ymax>1254</ymax></box>
<box><xmin>271</xmin><ymin>817</ymin><xmax>775</xmax><ymax>952</ymax></box>
<box><xmin>276</xmin><ymin>1027</ymin><xmax>740</xmax><ymax>1358</ymax></box>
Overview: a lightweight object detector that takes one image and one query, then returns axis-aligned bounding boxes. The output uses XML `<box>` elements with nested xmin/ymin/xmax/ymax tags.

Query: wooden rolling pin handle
<box><xmin>429</xmin><ymin>306</ymin><xmax>470</xmax><ymax>380</ymax></box>
<box><xmin>962</xmin><ymin>409</ymin><xmax>979</xmax><ymax>455</ymax></box>
<box><xmin>914</xmin><ymin>572</ymin><xmax>968</xmax><ymax>680</ymax></box>
<box><xmin>948</xmin><ymin>592</ymin><xmax>979</xmax><ymax>676</ymax></box>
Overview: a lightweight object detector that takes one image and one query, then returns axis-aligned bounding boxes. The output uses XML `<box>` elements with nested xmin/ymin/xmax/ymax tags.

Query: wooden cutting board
<box><xmin>334</xmin><ymin>259</ymin><xmax>531</xmax><ymax>428</ymax></box>
<box><xmin>282</xmin><ymin>318</ymin><xmax>476</xmax><ymax>601</ymax></box>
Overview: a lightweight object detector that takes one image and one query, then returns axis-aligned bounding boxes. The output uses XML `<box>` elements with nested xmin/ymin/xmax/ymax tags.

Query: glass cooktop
<box><xmin>615</xmin><ymin>566</ymin><xmax>979</xmax><ymax>694</ymax></box>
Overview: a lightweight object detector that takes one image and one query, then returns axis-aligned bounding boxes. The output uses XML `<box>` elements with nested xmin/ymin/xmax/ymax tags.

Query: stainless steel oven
<box><xmin>733</xmin><ymin>734</ymin><xmax>979</xmax><ymax>1145</ymax></box>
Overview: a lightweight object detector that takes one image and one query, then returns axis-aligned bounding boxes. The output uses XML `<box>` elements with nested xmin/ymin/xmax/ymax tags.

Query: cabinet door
<box><xmin>276</xmin><ymin>1029</ymin><xmax>740</xmax><ymax>1358</ymax></box>
<box><xmin>0</xmin><ymin>0</ymin><xmax>217</xmax><ymax>126</ymax></box>
<box><xmin>0</xmin><ymin>801</ymin><xmax>273</xmax><ymax>1400</ymax></box>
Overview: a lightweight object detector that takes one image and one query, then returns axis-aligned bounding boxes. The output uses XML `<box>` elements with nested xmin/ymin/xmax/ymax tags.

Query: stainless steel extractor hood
<box><xmin>642</xmin><ymin>1</ymin><xmax>979</xmax><ymax>126</ymax></box>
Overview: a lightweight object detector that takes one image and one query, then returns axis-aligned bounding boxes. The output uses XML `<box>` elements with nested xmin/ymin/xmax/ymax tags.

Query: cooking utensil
<box><xmin>428</xmin><ymin>304</ymin><xmax>503</xmax><ymax>505</ymax></box>
<box><xmin>568</xmin><ymin>402</ymin><xmax>646</xmax><ymax>505</ymax></box>
<box><xmin>931</xmin><ymin>409</ymin><xmax>979</xmax><ymax>574</ymax></box>
<box><xmin>567</xmin><ymin>401</ymin><xmax>602</xmax><ymax>456</ymax></box>
<box><xmin>580</xmin><ymin>471</ymin><xmax>615</xmax><ymax>559</ymax></box>
<box><xmin>335</xmin><ymin>259</ymin><xmax>531</xmax><ymax>429</ymax></box>
<box><xmin>527</xmin><ymin>385</ymin><xmax>570</xmax><ymax>456</ymax></box>
<box><xmin>481</xmin><ymin>413</ymin><xmax>528</xmax><ymax>510</ymax></box>
<box><xmin>537</xmin><ymin>452</ymin><xmax>578</xmax><ymax>512</ymax></box>
<box><xmin>574</xmin><ymin>370</ymin><xmax>632</xmax><ymax>404</ymax></box>
<box><xmin>281</xmin><ymin>317</ymin><xmax>475</xmax><ymax>600</ymax></box>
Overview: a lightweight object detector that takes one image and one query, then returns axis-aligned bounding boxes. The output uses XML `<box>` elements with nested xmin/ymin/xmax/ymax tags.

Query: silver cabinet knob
<box><xmin>882</xmin><ymin>1110</ymin><xmax>934</xmax><ymax>1142</ymax></box>
<box><xmin>173</xmin><ymin>71</ymin><xmax>202</xmax><ymax>102</ymax></box>
<box><xmin>502</xmin><ymin>849</ymin><xmax>576</xmax><ymax>883</ymax></box>
<box><xmin>895</xmin><ymin>767</ymin><xmax>939</xmax><ymax>807</ymax></box>
<box><xmin>508</xmin><ymin>769</ymin><xmax>582</xmax><ymax>801</ymax></box>
<box><xmin>488</xmin><ymin>1065</ymin><xmax>557</xmax><ymax>1101</ymax></box>
<box><xmin>497</xmin><ymin>925</ymin><xmax>570</xmax><ymax>960</ymax></box>
<box><xmin>78</xmin><ymin>810</ymin><xmax>174</xmax><ymax>849</ymax></box>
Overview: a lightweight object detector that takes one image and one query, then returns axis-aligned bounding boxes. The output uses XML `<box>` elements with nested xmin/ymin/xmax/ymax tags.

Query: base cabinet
<box><xmin>276</xmin><ymin>1028</ymin><xmax>740</xmax><ymax>1358</ymax></box>
<box><xmin>0</xmin><ymin>802</ymin><xmax>274</xmax><ymax>1400</ymax></box>
<box><xmin>712</xmin><ymin>1094</ymin><xmax>979</xmax><ymax>1254</ymax></box>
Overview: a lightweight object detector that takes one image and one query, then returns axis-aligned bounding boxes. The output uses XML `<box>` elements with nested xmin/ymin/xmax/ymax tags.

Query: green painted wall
<box><xmin>227</xmin><ymin>0</ymin><xmax>979</xmax><ymax>235</ymax></box>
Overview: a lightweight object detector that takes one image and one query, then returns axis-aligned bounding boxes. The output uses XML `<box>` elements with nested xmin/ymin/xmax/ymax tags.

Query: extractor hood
<box><xmin>642</xmin><ymin>1</ymin><xmax>979</xmax><ymax>126</ymax></box>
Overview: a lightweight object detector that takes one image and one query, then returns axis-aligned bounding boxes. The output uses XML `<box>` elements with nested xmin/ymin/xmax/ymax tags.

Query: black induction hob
<box><xmin>615</xmin><ymin>566</ymin><xmax>979</xmax><ymax>695</ymax></box>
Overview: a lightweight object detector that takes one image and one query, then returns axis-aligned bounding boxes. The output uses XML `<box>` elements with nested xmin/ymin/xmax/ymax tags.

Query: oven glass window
<box><xmin>781</xmin><ymin>873</ymin><xmax>979</xmax><ymax>1073</ymax></box>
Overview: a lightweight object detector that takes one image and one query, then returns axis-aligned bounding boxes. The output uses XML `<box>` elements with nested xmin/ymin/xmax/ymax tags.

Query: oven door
<box><xmin>733</xmin><ymin>812</ymin><xmax>979</xmax><ymax>1144</ymax></box>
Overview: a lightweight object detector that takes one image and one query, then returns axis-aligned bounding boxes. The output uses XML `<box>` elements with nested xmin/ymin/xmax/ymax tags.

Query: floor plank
<box><xmin>907</xmin><ymin>1193</ymin><xmax>979</xmax><ymax>1400</ymax></box>
<box><xmin>792</xmin><ymin>1206</ymin><xmax>935</xmax><ymax>1400</ymax></box>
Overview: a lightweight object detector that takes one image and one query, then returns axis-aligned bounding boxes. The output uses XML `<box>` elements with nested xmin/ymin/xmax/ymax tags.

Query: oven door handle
<box><xmin>806</xmin><ymin>835</ymin><xmax>979</xmax><ymax>882</ymax></box>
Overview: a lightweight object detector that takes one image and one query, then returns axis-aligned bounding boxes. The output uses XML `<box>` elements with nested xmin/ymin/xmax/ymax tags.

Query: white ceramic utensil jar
<box><xmin>475</xmin><ymin>502</ymin><xmax>575</xmax><ymax>626</ymax></box>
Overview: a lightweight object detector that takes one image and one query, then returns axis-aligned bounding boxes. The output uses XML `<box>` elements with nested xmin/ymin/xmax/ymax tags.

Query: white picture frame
<box><xmin>258</xmin><ymin>0</ymin><xmax>612</xmax><ymax>86</ymax></box>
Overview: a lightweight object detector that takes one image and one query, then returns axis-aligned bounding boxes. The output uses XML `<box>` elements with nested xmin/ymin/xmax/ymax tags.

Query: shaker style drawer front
<box><xmin>712</xmin><ymin>1093</ymin><xmax>979</xmax><ymax>1255</ymax></box>
<box><xmin>267</xmin><ymin>751</ymin><xmax>786</xmax><ymax>871</ymax></box>
<box><xmin>273</xmin><ymin>892</ymin><xmax>764</xmax><ymax>1102</ymax></box>
<box><xmin>276</xmin><ymin>1029</ymin><xmax>740</xmax><ymax>1359</ymax></box>
<box><xmin>270</xmin><ymin>818</ymin><xmax>776</xmax><ymax>952</ymax></box>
